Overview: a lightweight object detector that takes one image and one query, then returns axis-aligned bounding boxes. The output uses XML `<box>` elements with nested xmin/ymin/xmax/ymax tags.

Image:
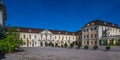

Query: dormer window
<box><xmin>104</xmin><ymin>22</ymin><xmax>106</xmax><ymax>25</ymax></box>
<box><xmin>92</xmin><ymin>23</ymin><xmax>94</xmax><ymax>25</ymax></box>
<box><xmin>58</xmin><ymin>32</ymin><xmax>60</xmax><ymax>34</ymax></box>
<box><xmin>65</xmin><ymin>32</ymin><xmax>67</xmax><ymax>34</ymax></box>
<box><xmin>29</xmin><ymin>29</ymin><xmax>32</xmax><ymax>32</ymax></box>
<box><xmin>72</xmin><ymin>33</ymin><xmax>74</xmax><ymax>35</ymax></box>
<box><xmin>112</xmin><ymin>24</ymin><xmax>114</xmax><ymax>26</ymax></box>
<box><xmin>87</xmin><ymin>24</ymin><xmax>89</xmax><ymax>26</ymax></box>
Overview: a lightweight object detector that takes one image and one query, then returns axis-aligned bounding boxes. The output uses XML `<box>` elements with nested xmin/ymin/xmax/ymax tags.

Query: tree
<box><xmin>45</xmin><ymin>42</ymin><xmax>48</xmax><ymax>47</ymax></box>
<box><xmin>0</xmin><ymin>27</ymin><xmax>6</xmax><ymax>39</ymax></box>
<box><xmin>93</xmin><ymin>45</ymin><xmax>98</xmax><ymax>50</ymax></box>
<box><xmin>70</xmin><ymin>43</ymin><xmax>74</xmax><ymax>48</ymax></box>
<box><xmin>55</xmin><ymin>43</ymin><xmax>58</xmax><ymax>47</ymax></box>
<box><xmin>106</xmin><ymin>45</ymin><xmax>111</xmax><ymax>51</ymax></box>
<box><xmin>64</xmin><ymin>43</ymin><xmax>68</xmax><ymax>48</ymax></box>
<box><xmin>77</xmin><ymin>41</ymin><xmax>81</xmax><ymax>49</ymax></box>
<box><xmin>84</xmin><ymin>45</ymin><xmax>89</xmax><ymax>50</ymax></box>
<box><xmin>99</xmin><ymin>40</ymin><xmax>102</xmax><ymax>46</ymax></box>
<box><xmin>51</xmin><ymin>43</ymin><xmax>54</xmax><ymax>47</ymax></box>
<box><xmin>26</xmin><ymin>38</ymin><xmax>29</xmax><ymax>47</ymax></box>
<box><xmin>40</xmin><ymin>41</ymin><xmax>43</xmax><ymax>47</ymax></box>
<box><xmin>49</xmin><ymin>42</ymin><xmax>53</xmax><ymax>46</ymax></box>
<box><xmin>116</xmin><ymin>39</ymin><xmax>120</xmax><ymax>46</ymax></box>
<box><xmin>0</xmin><ymin>27</ymin><xmax>23</xmax><ymax>53</ymax></box>
<box><xmin>111</xmin><ymin>39</ymin><xmax>114</xmax><ymax>46</ymax></box>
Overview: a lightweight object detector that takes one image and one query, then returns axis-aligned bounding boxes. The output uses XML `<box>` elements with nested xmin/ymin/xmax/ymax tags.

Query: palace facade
<box><xmin>17</xmin><ymin>27</ymin><xmax>80</xmax><ymax>47</ymax></box>
<box><xmin>1</xmin><ymin>0</ymin><xmax>120</xmax><ymax>47</ymax></box>
<box><xmin>81</xmin><ymin>20</ymin><xmax>120</xmax><ymax>46</ymax></box>
<box><xmin>17</xmin><ymin>20</ymin><xmax>120</xmax><ymax>47</ymax></box>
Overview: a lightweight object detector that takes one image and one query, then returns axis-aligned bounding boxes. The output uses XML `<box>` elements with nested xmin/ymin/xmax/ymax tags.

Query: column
<box><xmin>82</xmin><ymin>31</ymin><xmax>84</xmax><ymax>46</ymax></box>
<box><xmin>96</xmin><ymin>26</ymin><xmax>100</xmax><ymax>46</ymax></box>
<box><xmin>88</xmin><ymin>28</ymin><xmax>91</xmax><ymax>46</ymax></box>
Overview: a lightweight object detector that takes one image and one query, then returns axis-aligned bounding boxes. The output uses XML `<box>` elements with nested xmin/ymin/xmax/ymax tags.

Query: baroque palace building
<box><xmin>17</xmin><ymin>27</ymin><xmax>80</xmax><ymax>47</ymax></box>
<box><xmin>1</xmin><ymin>0</ymin><xmax>120</xmax><ymax>47</ymax></box>
<box><xmin>17</xmin><ymin>20</ymin><xmax>120</xmax><ymax>47</ymax></box>
<box><xmin>81</xmin><ymin>20</ymin><xmax>120</xmax><ymax>46</ymax></box>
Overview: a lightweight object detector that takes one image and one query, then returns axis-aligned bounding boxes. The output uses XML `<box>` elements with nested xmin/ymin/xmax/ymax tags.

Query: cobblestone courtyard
<box><xmin>1</xmin><ymin>47</ymin><xmax>120</xmax><ymax>60</ymax></box>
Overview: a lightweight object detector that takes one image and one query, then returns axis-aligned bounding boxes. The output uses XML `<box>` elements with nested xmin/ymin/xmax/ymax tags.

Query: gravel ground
<box><xmin>1</xmin><ymin>46</ymin><xmax>120</xmax><ymax>60</ymax></box>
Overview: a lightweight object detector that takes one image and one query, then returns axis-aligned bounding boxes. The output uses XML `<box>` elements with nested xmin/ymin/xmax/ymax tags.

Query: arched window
<box><xmin>29</xmin><ymin>35</ymin><xmax>31</xmax><ymax>39</ymax></box>
<box><xmin>23</xmin><ymin>35</ymin><xmax>26</xmax><ymax>39</ymax></box>
<box><xmin>35</xmin><ymin>35</ymin><xmax>37</xmax><ymax>39</ymax></box>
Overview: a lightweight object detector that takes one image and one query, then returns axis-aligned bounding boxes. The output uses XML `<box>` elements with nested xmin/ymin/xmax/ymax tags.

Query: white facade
<box><xmin>19</xmin><ymin>29</ymin><xmax>78</xmax><ymax>47</ymax></box>
<box><xmin>81</xmin><ymin>20</ymin><xmax>120</xmax><ymax>46</ymax></box>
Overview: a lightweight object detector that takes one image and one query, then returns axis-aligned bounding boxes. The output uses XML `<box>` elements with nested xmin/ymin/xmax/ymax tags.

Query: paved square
<box><xmin>1</xmin><ymin>47</ymin><xmax>120</xmax><ymax>60</ymax></box>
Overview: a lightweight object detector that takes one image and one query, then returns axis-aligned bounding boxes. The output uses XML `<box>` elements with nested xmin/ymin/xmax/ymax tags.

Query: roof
<box><xmin>16</xmin><ymin>27</ymin><xmax>79</xmax><ymax>35</ymax></box>
<box><xmin>82</xmin><ymin>20</ymin><xmax>120</xmax><ymax>28</ymax></box>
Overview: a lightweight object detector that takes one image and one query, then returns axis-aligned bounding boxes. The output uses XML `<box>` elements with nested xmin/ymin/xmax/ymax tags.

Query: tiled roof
<box><xmin>16</xmin><ymin>27</ymin><xmax>78</xmax><ymax>35</ymax></box>
<box><xmin>83</xmin><ymin>20</ymin><xmax>120</xmax><ymax>28</ymax></box>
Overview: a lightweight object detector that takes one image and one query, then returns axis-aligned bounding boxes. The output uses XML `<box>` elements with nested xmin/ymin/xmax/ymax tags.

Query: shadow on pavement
<box><xmin>0</xmin><ymin>53</ymin><xmax>6</xmax><ymax>60</ymax></box>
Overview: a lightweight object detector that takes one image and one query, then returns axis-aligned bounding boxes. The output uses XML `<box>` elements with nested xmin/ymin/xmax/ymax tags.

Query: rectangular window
<box><xmin>55</xmin><ymin>36</ymin><xmax>56</xmax><ymax>39</ymax></box>
<box><xmin>95</xmin><ymin>34</ymin><xmax>97</xmax><ymax>38</ymax></box>
<box><xmin>91</xmin><ymin>34</ymin><xmax>93</xmax><ymax>38</ymax></box>
<box><xmin>94</xmin><ymin>27</ymin><xmax>97</xmax><ymax>30</ymax></box>
<box><xmin>87</xmin><ymin>35</ymin><xmax>89</xmax><ymax>38</ymax></box>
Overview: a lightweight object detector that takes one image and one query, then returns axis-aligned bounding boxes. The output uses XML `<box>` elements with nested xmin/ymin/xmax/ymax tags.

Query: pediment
<box><xmin>41</xmin><ymin>29</ymin><xmax>53</xmax><ymax>34</ymax></box>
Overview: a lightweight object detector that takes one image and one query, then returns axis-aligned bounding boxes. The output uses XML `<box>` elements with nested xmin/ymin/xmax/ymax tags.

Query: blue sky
<box><xmin>3</xmin><ymin>0</ymin><xmax>120</xmax><ymax>32</ymax></box>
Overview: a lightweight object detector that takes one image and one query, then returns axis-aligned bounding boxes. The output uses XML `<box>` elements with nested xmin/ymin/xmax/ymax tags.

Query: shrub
<box><xmin>51</xmin><ymin>43</ymin><xmax>54</xmax><ymax>47</ymax></box>
<box><xmin>77</xmin><ymin>41</ymin><xmax>81</xmax><ymax>49</ymax></box>
<box><xmin>45</xmin><ymin>42</ymin><xmax>48</xmax><ymax>47</ymax></box>
<box><xmin>106</xmin><ymin>45</ymin><xmax>111</xmax><ymax>51</ymax></box>
<box><xmin>55</xmin><ymin>43</ymin><xmax>58</xmax><ymax>47</ymax></box>
<box><xmin>84</xmin><ymin>45</ymin><xmax>89</xmax><ymax>50</ymax></box>
<box><xmin>48</xmin><ymin>42</ymin><xmax>52</xmax><ymax>46</ymax></box>
<box><xmin>61</xmin><ymin>45</ymin><xmax>63</xmax><ymax>47</ymax></box>
<box><xmin>40</xmin><ymin>42</ymin><xmax>43</xmax><ymax>47</ymax></box>
<box><xmin>93</xmin><ymin>45</ymin><xmax>98</xmax><ymax>50</ymax></box>
<box><xmin>0</xmin><ymin>27</ymin><xmax>23</xmax><ymax>53</ymax></box>
<box><xmin>64</xmin><ymin>43</ymin><xmax>68</xmax><ymax>48</ymax></box>
<box><xmin>70</xmin><ymin>43</ymin><xmax>74</xmax><ymax>48</ymax></box>
<box><xmin>99</xmin><ymin>40</ymin><xmax>102</xmax><ymax>46</ymax></box>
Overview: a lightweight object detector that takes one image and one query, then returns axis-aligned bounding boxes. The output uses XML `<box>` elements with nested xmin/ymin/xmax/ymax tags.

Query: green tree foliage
<box><xmin>77</xmin><ymin>41</ymin><xmax>81</xmax><ymax>49</ymax></box>
<box><xmin>116</xmin><ymin>39</ymin><xmax>120</xmax><ymax>46</ymax></box>
<box><xmin>49</xmin><ymin>42</ymin><xmax>53</xmax><ymax>46</ymax></box>
<box><xmin>70</xmin><ymin>43</ymin><xmax>74</xmax><ymax>48</ymax></box>
<box><xmin>55</xmin><ymin>43</ymin><xmax>58</xmax><ymax>47</ymax></box>
<box><xmin>84</xmin><ymin>45</ymin><xmax>89</xmax><ymax>50</ymax></box>
<box><xmin>51</xmin><ymin>43</ymin><xmax>54</xmax><ymax>47</ymax></box>
<box><xmin>0</xmin><ymin>27</ymin><xmax>23</xmax><ymax>53</ymax></box>
<box><xmin>45</xmin><ymin>42</ymin><xmax>48</xmax><ymax>47</ymax></box>
<box><xmin>64</xmin><ymin>43</ymin><xmax>68</xmax><ymax>48</ymax></box>
<box><xmin>40</xmin><ymin>41</ymin><xmax>43</xmax><ymax>47</ymax></box>
<box><xmin>99</xmin><ymin>40</ymin><xmax>102</xmax><ymax>46</ymax></box>
<box><xmin>110</xmin><ymin>39</ymin><xmax>114</xmax><ymax>46</ymax></box>
<box><xmin>106</xmin><ymin>45</ymin><xmax>111</xmax><ymax>51</ymax></box>
<box><xmin>93</xmin><ymin>45</ymin><xmax>98</xmax><ymax>50</ymax></box>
